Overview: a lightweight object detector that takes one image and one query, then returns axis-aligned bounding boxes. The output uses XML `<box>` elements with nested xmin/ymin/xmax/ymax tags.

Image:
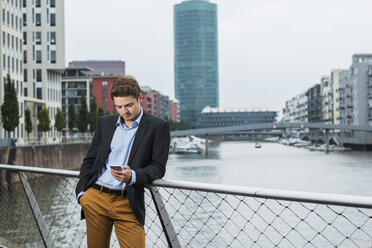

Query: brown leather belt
<box><xmin>91</xmin><ymin>183</ymin><xmax>127</xmax><ymax>196</ymax></box>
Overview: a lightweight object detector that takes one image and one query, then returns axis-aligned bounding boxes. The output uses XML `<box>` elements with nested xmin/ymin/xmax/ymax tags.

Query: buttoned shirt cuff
<box><xmin>129</xmin><ymin>170</ymin><xmax>136</xmax><ymax>186</ymax></box>
<box><xmin>77</xmin><ymin>191</ymin><xmax>85</xmax><ymax>204</ymax></box>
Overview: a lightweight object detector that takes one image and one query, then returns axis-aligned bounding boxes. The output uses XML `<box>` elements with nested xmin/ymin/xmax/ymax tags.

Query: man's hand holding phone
<box><xmin>110</xmin><ymin>165</ymin><xmax>132</xmax><ymax>183</ymax></box>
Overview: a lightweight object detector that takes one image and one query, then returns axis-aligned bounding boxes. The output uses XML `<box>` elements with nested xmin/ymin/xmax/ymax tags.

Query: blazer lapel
<box><xmin>103</xmin><ymin>115</ymin><xmax>118</xmax><ymax>156</ymax></box>
<box><xmin>128</xmin><ymin>113</ymin><xmax>149</xmax><ymax>166</ymax></box>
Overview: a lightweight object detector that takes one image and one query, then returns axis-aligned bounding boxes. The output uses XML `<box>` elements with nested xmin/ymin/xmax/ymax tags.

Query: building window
<box><xmin>102</xmin><ymin>97</ymin><xmax>108</xmax><ymax>103</ymax></box>
<box><xmin>23</xmin><ymin>13</ymin><xmax>26</xmax><ymax>26</ymax></box>
<box><xmin>36</xmin><ymin>50</ymin><xmax>41</xmax><ymax>63</ymax></box>
<box><xmin>35</xmin><ymin>32</ymin><xmax>41</xmax><ymax>44</ymax></box>
<box><xmin>36</xmin><ymin>13</ymin><xmax>41</xmax><ymax>26</ymax></box>
<box><xmin>102</xmin><ymin>89</ymin><xmax>108</xmax><ymax>95</ymax></box>
<box><xmin>35</xmin><ymin>0</ymin><xmax>41</xmax><ymax>7</ymax></box>
<box><xmin>36</xmin><ymin>69</ymin><xmax>42</xmax><ymax>81</ymax></box>
<box><xmin>23</xmin><ymin>0</ymin><xmax>26</xmax><ymax>7</ymax></box>
<box><xmin>37</xmin><ymin>88</ymin><xmax>42</xmax><ymax>99</ymax></box>
<box><xmin>23</xmin><ymin>32</ymin><xmax>27</xmax><ymax>44</ymax></box>
<box><xmin>50</xmin><ymin>0</ymin><xmax>55</xmax><ymax>7</ymax></box>
<box><xmin>102</xmin><ymin>81</ymin><xmax>108</xmax><ymax>86</ymax></box>
<box><xmin>23</xmin><ymin>50</ymin><xmax>27</xmax><ymax>63</ymax></box>
<box><xmin>24</xmin><ymin>69</ymin><xmax>27</xmax><ymax>82</ymax></box>
<box><xmin>2</xmin><ymin>9</ymin><xmax>5</xmax><ymax>24</ymax></box>
<box><xmin>50</xmin><ymin>13</ymin><xmax>55</xmax><ymax>26</ymax></box>
<box><xmin>51</xmin><ymin>50</ymin><xmax>56</xmax><ymax>63</ymax></box>
<box><xmin>50</xmin><ymin>32</ymin><xmax>56</xmax><ymax>44</ymax></box>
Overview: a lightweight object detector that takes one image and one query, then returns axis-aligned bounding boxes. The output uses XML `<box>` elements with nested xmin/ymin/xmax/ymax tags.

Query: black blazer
<box><xmin>76</xmin><ymin>111</ymin><xmax>170</xmax><ymax>225</ymax></box>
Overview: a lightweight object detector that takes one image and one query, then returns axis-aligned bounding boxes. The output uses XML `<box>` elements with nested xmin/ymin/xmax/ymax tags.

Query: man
<box><xmin>75</xmin><ymin>76</ymin><xmax>170</xmax><ymax>247</ymax></box>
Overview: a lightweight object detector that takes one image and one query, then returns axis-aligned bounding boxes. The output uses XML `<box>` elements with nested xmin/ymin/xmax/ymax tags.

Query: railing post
<box><xmin>325</xmin><ymin>129</ymin><xmax>330</xmax><ymax>153</ymax></box>
<box><xmin>18</xmin><ymin>172</ymin><xmax>55</xmax><ymax>248</ymax></box>
<box><xmin>148</xmin><ymin>186</ymin><xmax>182</xmax><ymax>248</ymax></box>
<box><xmin>205</xmin><ymin>134</ymin><xmax>208</xmax><ymax>158</ymax></box>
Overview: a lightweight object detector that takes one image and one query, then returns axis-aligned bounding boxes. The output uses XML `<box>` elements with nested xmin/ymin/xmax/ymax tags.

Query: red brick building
<box><xmin>92</xmin><ymin>77</ymin><xmax>118</xmax><ymax>113</ymax></box>
<box><xmin>169</xmin><ymin>99</ymin><xmax>179</xmax><ymax>122</ymax></box>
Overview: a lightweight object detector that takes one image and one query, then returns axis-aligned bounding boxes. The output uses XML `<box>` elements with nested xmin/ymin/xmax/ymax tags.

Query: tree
<box><xmin>38</xmin><ymin>107</ymin><xmax>51</xmax><ymax>143</ymax></box>
<box><xmin>89</xmin><ymin>96</ymin><xmax>98</xmax><ymax>133</ymax></box>
<box><xmin>55</xmin><ymin>107</ymin><xmax>64</xmax><ymax>133</ymax></box>
<box><xmin>77</xmin><ymin>92</ymin><xmax>89</xmax><ymax>133</ymax></box>
<box><xmin>68</xmin><ymin>102</ymin><xmax>76</xmax><ymax>136</ymax></box>
<box><xmin>177</xmin><ymin>120</ymin><xmax>191</xmax><ymax>130</ymax></box>
<box><xmin>167</xmin><ymin>119</ymin><xmax>191</xmax><ymax>131</ymax></box>
<box><xmin>98</xmin><ymin>107</ymin><xmax>104</xmax><ymax>118</ymax></box>
<box><xmin>25</xmin><ymin>108</ymin><xmax>33</xmax><ymax>140</ymax></box>
<box><xmin>1</xmin><ymin>73</ymin><xmax>19</xmax><ymax>136</ymax></box>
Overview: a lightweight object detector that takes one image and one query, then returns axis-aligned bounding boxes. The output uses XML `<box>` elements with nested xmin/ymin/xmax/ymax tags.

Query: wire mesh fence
<box><xmin>0</xmin><ymin>166</ymin><xmax>372</xmax><ymax>248</ymax></box>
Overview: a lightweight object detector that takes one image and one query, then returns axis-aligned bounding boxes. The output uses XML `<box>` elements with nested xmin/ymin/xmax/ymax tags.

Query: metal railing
<box><xmin>1</xmin><ymin>164</ymin><xmax>372</xmax><ymax>247</ymax></box>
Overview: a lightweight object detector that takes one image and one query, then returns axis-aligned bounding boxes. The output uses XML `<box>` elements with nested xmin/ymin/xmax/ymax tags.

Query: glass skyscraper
<box><xmin>174</xmin><ymin>0</ymin><xmax>219</xmax><ymax>128</ymax></box>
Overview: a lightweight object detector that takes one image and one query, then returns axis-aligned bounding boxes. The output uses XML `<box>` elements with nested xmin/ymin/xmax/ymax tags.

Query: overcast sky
<box><xmin>65</xmin><ymin>0</ymin><xmax>372</xmax><ymax>109</ymax></box>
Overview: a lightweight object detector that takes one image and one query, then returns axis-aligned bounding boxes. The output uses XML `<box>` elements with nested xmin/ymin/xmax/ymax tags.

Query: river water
<box><xmin>165</xmin><ymin>141</ymin><xmax>372</xmax><ymax>196</ymax></box>
<box><xmin>1</xmin><ymin>141</ymin><xmax>372</xmax><ymax>247</ymax></box>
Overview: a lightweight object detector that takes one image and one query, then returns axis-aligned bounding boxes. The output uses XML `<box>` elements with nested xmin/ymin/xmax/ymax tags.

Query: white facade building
<box><xmin>284</xmin><ymin>92</ymin><xmax>308</xmax><ymax>123</ymax></box>
<box><xmin>22</xmin><ymin>0</ymin><xmax>65</xmax><ymax>143</ymax></box>
<box><xmin>0</xmin><ymin>0</ymin><xmax>24</xmax><ymax>141</ymax></box>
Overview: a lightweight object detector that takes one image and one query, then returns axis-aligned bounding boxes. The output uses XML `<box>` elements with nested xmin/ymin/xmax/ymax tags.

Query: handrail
<box><xmin>2</xmin><ymin>164</ymin><xmax>372</xmax><ymax>209</ymax></box>
<box><xmin>0</xmin><ymin>164</ymin><xmax>79</xmax><ymax>177</ymax></box>
<box><xmin>151</xmin><ymin>179</ymin><xmax>372</xmax><ymax>209</ymax></box>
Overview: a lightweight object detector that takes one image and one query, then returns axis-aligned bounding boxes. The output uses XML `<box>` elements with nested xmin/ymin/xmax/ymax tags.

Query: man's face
<box><xmin>113</xmin><ymin>95</ymin><xmax>142</xmax><ymax>124</ymax></box>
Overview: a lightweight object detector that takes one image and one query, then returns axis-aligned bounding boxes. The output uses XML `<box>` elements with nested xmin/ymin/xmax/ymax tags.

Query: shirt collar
<box><xmin>116</xmin><ymin>107</ymin><xmax>143</xmax><ymax>129</ymax></box>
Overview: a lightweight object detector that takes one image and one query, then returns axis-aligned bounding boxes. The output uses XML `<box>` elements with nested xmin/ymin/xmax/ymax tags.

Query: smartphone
<box><xmin>110</xmin><ymin>165</ymin><xmax>123</xmax><ymax>171</ymax></box>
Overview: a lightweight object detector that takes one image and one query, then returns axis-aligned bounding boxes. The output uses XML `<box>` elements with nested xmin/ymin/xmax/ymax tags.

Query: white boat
<box><xmin>293</xmin><ymin>140</ymin><xmax>311</xmax><ymax>147</ymax></box>
<box><xmin>170</xmin><ymin>136</ymin><xmax>203</xmax><ymax>154</ymax></box>
<box><xmin>309</xmin><ymin>144</ymin><xmax>351</xmax><ymax>152</ymax></box>
<box><xmin>255</xmin><ymin>143</ymin><xmax>262</xmax><ymax>148</ymax></box>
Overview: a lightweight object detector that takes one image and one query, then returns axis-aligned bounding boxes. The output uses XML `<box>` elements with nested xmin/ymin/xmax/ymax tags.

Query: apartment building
<box><xmin>321</xmin><ymin>76</ymin><xmax>333</xmax><ymax>124</ymax></box>
<box><xmin>339</xmin><ymin>54</ymin><xmax>372</xmax><ymax>146</ymax></box>
<box><xmin>284</xmin><ymin>92</ymin><xmax>308</xmax><ymax>123</ymax></box>
<box><xmin>338</xmin><ymin>70</ymin><xmax>352</xmax><ymax>125</ymax></box>
<box><xmin>306</xmin><ymin>84</ymin><xmax>322</xmax><ymax>123</ymax></box>
<box><xmin>61</xmin><ymin>67</ymin><xmax>92</xmax><ymax>131</ymax></box>
<box><xmin>0</xmin><ymin>0</ymin><xmax>24</xmax><ymax>141</ymax></box>
<box><xmin>22</xmin><ymin>0</ymin><xmax>65</xmax><ymax>143</ymax></box>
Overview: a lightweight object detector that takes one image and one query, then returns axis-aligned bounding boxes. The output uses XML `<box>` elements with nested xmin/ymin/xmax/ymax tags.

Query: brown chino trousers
<box><xmin>80</xmin><ymin>187</ymin><xmax>145</xmax><ymax>248</ymax></box>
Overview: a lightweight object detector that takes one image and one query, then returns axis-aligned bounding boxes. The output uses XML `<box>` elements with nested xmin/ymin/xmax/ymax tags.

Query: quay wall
<box><xmin>0</xmin><ymin>143</ymin><xmax>90</xmax><ymax>170</ymax></box>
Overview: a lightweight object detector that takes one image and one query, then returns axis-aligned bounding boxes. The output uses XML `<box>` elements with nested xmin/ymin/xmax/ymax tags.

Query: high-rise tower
<box><xmin>174</xmin><ymin>0</ymin><xmax>219</xmax><ymax>127</ymax></box>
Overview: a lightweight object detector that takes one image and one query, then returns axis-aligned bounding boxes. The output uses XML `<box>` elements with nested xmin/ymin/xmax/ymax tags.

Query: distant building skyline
<box><xmin>198</xmin><ymin>106</ymin><xmax>279</xmax><ymax>128</ymax></box>
<box><xmin>174</xmin><ymin>0</ymin><xmax>219</xmax><ymax>128</ymax></box>
<box><xmin>69</xmin><ymin>60</ymin><xmax>125</xmax><ymax>76</ymax></box>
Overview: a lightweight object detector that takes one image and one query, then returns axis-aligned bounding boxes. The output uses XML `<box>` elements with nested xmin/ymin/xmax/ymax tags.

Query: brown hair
<box><xmin>110</xmin><ymin>76</ymin><xmax>141</xmax><ymax>100</ymax></box>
